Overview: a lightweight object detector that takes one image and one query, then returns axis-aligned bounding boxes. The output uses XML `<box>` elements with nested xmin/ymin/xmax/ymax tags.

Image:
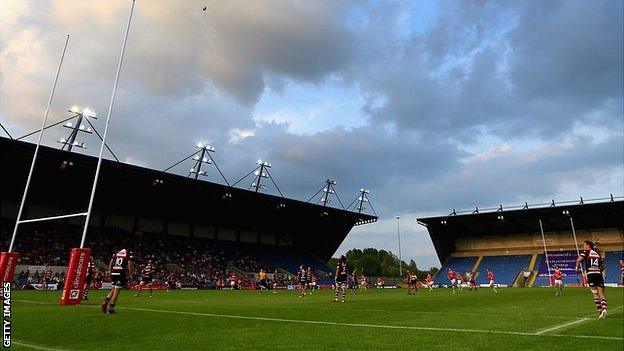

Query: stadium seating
<box><xmin>604</xmin><ymin>251</ymin><xmax>623</xmax><ymax>284</ymax></box>
<box><xmin>477</xmin><ymin>255</ymin><xmax>531</xmax><ymax>285</ymax></box>
<box><xmin>437</xmin><ymin>256</ymin><xmax>477</xmax><ymax>281</ymax></box>
<box><xmin>1</xmin><ymin>220</ymin><xmax>328</xmax><ymax>288</ymax></box>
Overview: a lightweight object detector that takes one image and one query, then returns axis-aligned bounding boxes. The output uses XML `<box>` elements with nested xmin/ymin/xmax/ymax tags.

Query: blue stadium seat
<box><xmin>436</xmin><ymin>256</ymin><xmax>477</xmax><ymax>282</ymax></box>
<box><xmin>477</xmin><ymin>255</ymin><xmax>531</xmax><ymax>285</ymax></box>
<box><xmin>604</xmin><ymin>251</ymin><xmax>623</xmax><ymax>284</ymax></box>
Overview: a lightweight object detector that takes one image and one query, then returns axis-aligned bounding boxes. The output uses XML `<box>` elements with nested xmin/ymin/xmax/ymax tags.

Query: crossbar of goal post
<box><xmin>538</xmin><ymin>219</ymin><xmax>553</xmax><ymax>287</ymax></box>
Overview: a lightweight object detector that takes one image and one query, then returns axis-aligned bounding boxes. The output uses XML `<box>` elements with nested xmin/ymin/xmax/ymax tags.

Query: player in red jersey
<box><xmin>552</xmin><ymin>266</ymin><xmax>564</xmax><ymax>296</ymax></box>
<box><xmin>43</xmin><ymin>268</ymin><xmax>53</xmax><ymax>292</ymax></box>
<box><xmin>135</xmin><ymin>260</ymin><xmax>155</xmax><ymax>298</ymax></box>
<box><xmin>576</xmin><ymin>240</ymin><xmax>608</xmax><ymax>319</ymax></box>
<box><xmin>425</xmin><ymin>273</ymin><xmax>434</xmax><ymax>292</ymax></box>
<box><xmin>486</xmin><ymin>268</ymin><xmax>498</xmax><ymax>294</ymax></box>
<box><xmin>447</xmin><ymin>268</ymin><xmax>457</xmax><ymax>294</ymax></box>
<box><xmin>229</xmin><ymin>272</ymin><xmax>238</xmax><ymax>290</ymax></box>
<box><xmin>101</xmin><ymin>249</ymin><xmax>134</xmax><ymax>314</ymax></box>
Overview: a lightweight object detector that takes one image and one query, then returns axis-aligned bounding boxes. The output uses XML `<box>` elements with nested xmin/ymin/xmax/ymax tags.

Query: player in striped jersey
<box><xmin>135</xmin><ymin>260</ymin><xmax>155</xmax><ymax>298</ymax></box>
<box><xmin>101</xmin><ymin>249</ymin><xmax>134</xmax><ymax>314</ymax></box>
<box><xmin>83</xmin><ymin>258</ymin><xmax>96</xmax><ymax>300</ymax></box>
<box><xmin>333</xmin><ymin>255</ymin><xmax>348</xmax><ymax>303</ymax></box>
<box><xmin>576</xmin><ymin>240</ymin><xmax>608</xmax><ymax>319</ymax></box>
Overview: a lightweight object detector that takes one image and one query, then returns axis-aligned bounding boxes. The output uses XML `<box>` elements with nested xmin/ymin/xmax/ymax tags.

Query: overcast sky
<box><xmin>1</xmin><ymin>0</ymin><xmax>622</xmax><ymax>269</ymax></box>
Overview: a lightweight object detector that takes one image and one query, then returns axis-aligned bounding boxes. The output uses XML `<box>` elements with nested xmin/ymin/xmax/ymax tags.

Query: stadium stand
<box><xmin>1</xmin><ymin>220</ymin><xmax>324</xmax><ymax>288</ymax></box>
<box><xmin>476</xmin><ymin>255</ymin><xmax>531</xmax><ymax>284</ymax></box>
<box><xmin>604</xmin><ymin>251</ymin><xmax>623</xmax><ymax>284</ymax></box>
<box><xmin>420</xmin><ymin>199</ymin><xmax>623</xmax><ymax>287</ymax></box>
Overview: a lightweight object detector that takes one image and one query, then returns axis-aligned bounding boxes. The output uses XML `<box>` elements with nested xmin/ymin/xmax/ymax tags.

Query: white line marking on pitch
<box><xmin>535</xmin><ymin>318</ymin><xmax>590</xmax><ymax>335</ymax></box>
<box><xmin>13</xmin><ymin>300</ymin><xmax>624</xmax><ymax>342</ymax></box>
<box><xmin>12</xmin><ymin>340</ymin><xmax>72</xmax><ymax>351</ymax></box>
<box><xmin>123</xmin><ymin>306</ymin><xmax>623</xmax><ymax>341</ymax></box>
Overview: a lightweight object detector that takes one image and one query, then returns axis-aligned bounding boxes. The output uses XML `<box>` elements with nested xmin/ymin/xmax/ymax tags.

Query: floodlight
<box><xmin>441</xmin><ymin>220</ymin><xmax>447</xmax><ymax>225</ymax></box>
<box><xmin>82</xmin><ymin>108</ymin><xmax>97</xmax><ymax>118</ymax></box>
<box><xmin>497</xmin><ymin>215</ymin><xmax>504</xmax><ymax>221</ymax></box>
<box><xmin>562</xmin><ymin>210</ymin><xmax>570</xmax><ymax>216</ymax></box>
<box><xmin>69</xmin><ymin>105</ymin><xmax>80</xmax><ymax>114</ymax></box>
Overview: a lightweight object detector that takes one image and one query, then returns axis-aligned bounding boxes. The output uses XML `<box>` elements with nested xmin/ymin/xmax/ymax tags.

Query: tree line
<box><xmin>327</xmin><ymin>248</ymin><xmax>439</xmax><ymax>278</ymax></box>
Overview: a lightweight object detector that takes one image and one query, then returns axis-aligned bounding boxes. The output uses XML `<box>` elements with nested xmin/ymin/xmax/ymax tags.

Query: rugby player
<box><xmin>43</xmin><ymin>267</ymin><xmax>53</xmax><ymax>292</ymax></box>
<box><xmin>468</xmin><ymin>271</ymin><xmax>478</xmax><ymax>292</ymax></box>
<box><xmin>486</xmin><ymin>268</ymin><xmax>498</xmax><ymax>294</ymax></box>
<box><xmin>83</xmin><ymin>258</ymin><xmax>96</xmax><ymax>300</ymax></box>
<box><xmin>135</xmin><ymin>259</ymin><xmax>155</xmax><ymax>298</ymax></box>
<box><xmin>620</xmin><ymin>258</ymin><xmax>624</xmax><ymax>285</ymax></box>
<box><xmin>376</xmin><ymin>276</ymin><xmax>385</xmax><ymax>289</ymax></box>
<box><xmin>576</xmin><ymin>240</ymin><xmax>608</xmax><ymax>319</ymax></box>
<box><xmin>258</xmin><ymin>269</ymin><xmax>268</xmax><ymax>293</ymax></box>
<box><xmin>272</xmin><ymin>269</ymin><xmax>279</xmax><ymax>294</ymax></box>
<box><xmin>333</xmin><ymin>255</ymin><xmax>348</xmax><ymax>303</ymax></box>
<box><xmin>407</xmin><ymin>270</ymin><xmax>418</xmax><ymax>295</ymax></box>
<box><xmin>306</xmin><ymin>267</ymin><xmax>313</xmax><ymax>294</ymax></box>
<box><xmin>447</xmin><ymin>268</ymin><xmax>457</xmax><ymax>294</ymax></box>
<box><xmin>101</xmin><ymin>249</ymin><xmax>134</xmax><ymax>314</ymax></box>
<box><xmin>166</xmin><ymin>271</ymin><xmax>175</xmax><ymax>292</ymax></box>
<box><xmin>425</xmin><ymin>273</ymin><xmax>434</xmax><ymax>292</ymax></box>
<box><xmin>350</xmin><ymin>269</ymin><xmax>358</xmax><ymax>295</ymax></box>
<box><xmin>297</xmin><ymin>265</ymin><xmax>307</xmax><ymax>297</ymax></box>
<box><xmin>553</xmin><ymin>266</ymin><xmax>564</xmax><ymax>296</ymax></box>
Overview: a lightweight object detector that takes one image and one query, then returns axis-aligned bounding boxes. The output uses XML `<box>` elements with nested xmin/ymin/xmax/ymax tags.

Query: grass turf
<box><xmin>8</xmin><ymin>287</ymin><xmax>624</xmax><ymax>350</ymax></box>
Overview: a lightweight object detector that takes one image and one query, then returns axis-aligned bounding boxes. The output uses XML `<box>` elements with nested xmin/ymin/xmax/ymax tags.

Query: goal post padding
<box><xmin>60</xmin><ymin>248</ymin><xmax>91</xmax><ymax>305</ymax></box>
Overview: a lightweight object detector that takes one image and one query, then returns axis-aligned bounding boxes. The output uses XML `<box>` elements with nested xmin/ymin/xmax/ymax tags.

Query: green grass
<box><xmin>8</xmin><ymin>287</ymin><xmax>624</xmax><ymax>350</ymax></box>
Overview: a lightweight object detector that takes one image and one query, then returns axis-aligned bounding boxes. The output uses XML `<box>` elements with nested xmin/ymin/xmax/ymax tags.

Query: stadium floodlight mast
<box><xmin>306</xmin><ymin>179</ymin><xmax>344</xmax><ymax>209</ymax></box>
<box><xmin>346</xmin><ymin>188</ymin><xmax>377</xmax><ymax>216</ymax></box>
<box><xmin>231</xmin><ymin>159</ymin><xmax>284</xmax><ymax>197</ymax></box>
<box><xmin>189</xmin><ymin>143</ymin><xmax>215</xmax><ymax>179</ymax></box>
<box><xmin>252</xmin><ymin>159</ymin><xmax>271</xmax><ymax>192</ymax></box>
<box><xmin>8</xmin><ymin>35</ymin><xmax>70</xmax><ymax>253</ymax></box>
<box><xmin>16</xmin><ymin>105</ymin><xmax>120</xmax><ymax>161</ymax></box>
<box><xmin>163</xmin><ymin>142</ymin><xmax>230</xmax><ymax>185</ymax></box>
<box><xmin>396</xmin><ymin>215</ymin><xmax>403</xmax><ymax>277</ymax></box>
<box><xmin>58</xmin><ymin>106</ymin><xmax>96</xmax><ymax>151</ymax></box>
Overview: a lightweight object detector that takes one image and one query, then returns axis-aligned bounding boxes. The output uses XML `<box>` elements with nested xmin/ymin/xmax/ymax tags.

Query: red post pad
<box><xmin>60</xmin><ymin>248</ymin><xmax>91</xmax><ymax>305</ymax></box>
<box><xmin>0</xmin><ymin>252</ymin><xmax>20</xmax><ymax>285</ymax></box>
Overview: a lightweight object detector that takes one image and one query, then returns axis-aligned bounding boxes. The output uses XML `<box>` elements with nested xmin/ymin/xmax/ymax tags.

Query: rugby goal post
<box><xmin>2</xmin><ymin>0</ymin><xmax>136</xmax><ymax>306</ymax></box>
